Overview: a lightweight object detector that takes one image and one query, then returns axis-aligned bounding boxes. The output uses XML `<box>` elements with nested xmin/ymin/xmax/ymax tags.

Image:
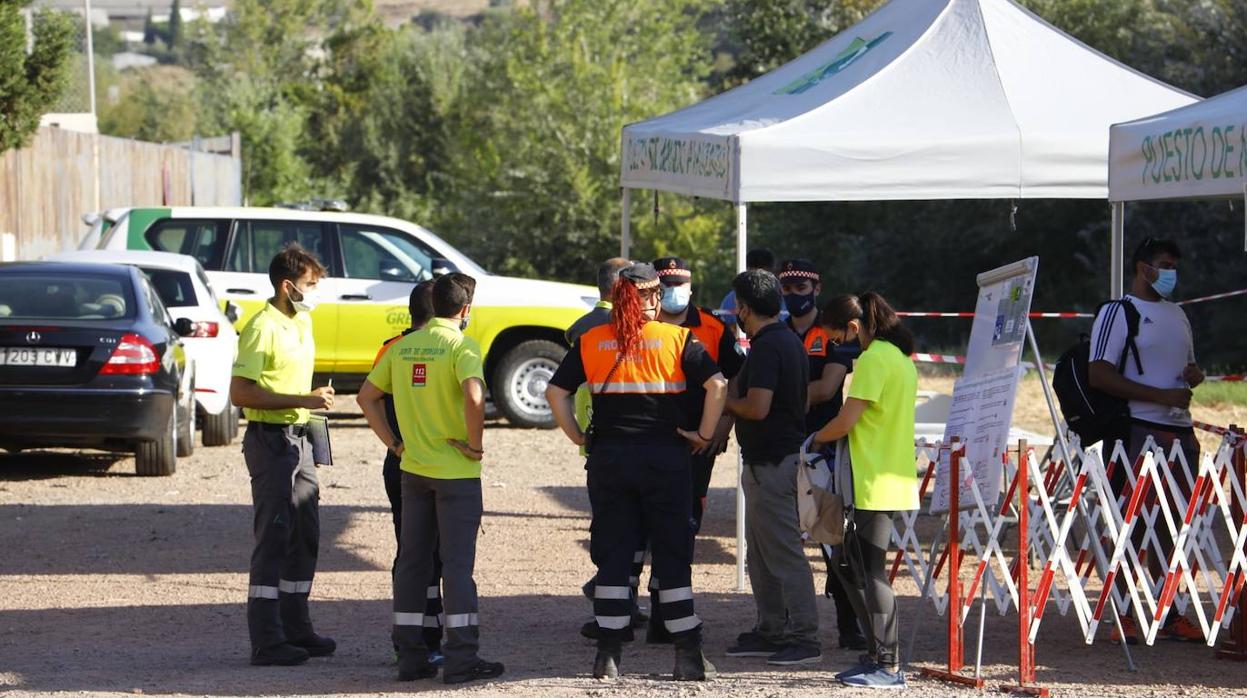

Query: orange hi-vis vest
<box><xmin>800</xmin><ymin>324</ymin><xmax>831</xmax><ymax>359</ymax></box>
<box><xmin>580</xmin><ymin>321</ymin><xmax>689</xmax><ymax>394</ymax></box>
<box><xmin>687</xmin><ymin>307</ymin><xmax>725</xmax><ymax>365</ymax></box>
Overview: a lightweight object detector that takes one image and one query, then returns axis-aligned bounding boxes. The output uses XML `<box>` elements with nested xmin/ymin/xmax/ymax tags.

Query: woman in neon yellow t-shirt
<box><xmin>810</xmin><ymin>292</ymin><xmax>917</xmax><ymax>689</ymax></box>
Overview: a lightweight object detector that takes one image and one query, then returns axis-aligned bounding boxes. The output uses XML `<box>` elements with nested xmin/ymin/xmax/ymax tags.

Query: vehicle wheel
<box><xmin>492</xmin><ymin>339</ymin><xmax>565</xmax><ymax>429</ymax></box>
<box><xmin>136</xmin><ymin>408</ymin><xmax>177</xmax><ymax>476</ymax></box>
<box><xmin>176</xmin><ymin>393</ymin><xmax>195</xmax><ymax>458</ymax></box>
<box><xmin>203</xmin><ymin>397</ymin><xmax>238</xmax><ymax>447</ymax></box>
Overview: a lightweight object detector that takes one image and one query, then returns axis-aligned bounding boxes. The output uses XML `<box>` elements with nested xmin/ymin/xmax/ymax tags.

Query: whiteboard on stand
<box><xmin>930</xmin><ymin>256</ymin><xmax>1038</xmax><ymax>514</ymax></box>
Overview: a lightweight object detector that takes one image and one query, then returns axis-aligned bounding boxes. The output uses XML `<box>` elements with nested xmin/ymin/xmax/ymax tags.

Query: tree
<box><xmin>168</xmin><ymin>0</ymin><xmax>183</xmax><ymax>51</ymax></box>
<box><xmin>0</xmin><ymin>0</ymin><xmax>75</xmax><ymax>152</ymax></box>
<box><xmin>719</xmin><ymin>0</ymin><xmax>880</xmax><ymax>87</ymax></box>
<box><xmin>188</xmin><ymin>0</ymin><xmax>374</xmax><ymax>204</ymax></box>
<box><xmin>143</xmin><ymin>8</ymin><xmax>156</xmax><ymax>45</ymax></box>
<box><xmin>440</xmin><ymin>0</ymin><xmax>726</xmax><ymax>292</ymax></box>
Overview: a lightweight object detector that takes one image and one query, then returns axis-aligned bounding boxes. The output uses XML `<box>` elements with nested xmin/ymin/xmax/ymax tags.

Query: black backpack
<box><xmin>1052</xmin><ymin>299</ymin><xmax>1142</xmax><ymax>445</ymax></box>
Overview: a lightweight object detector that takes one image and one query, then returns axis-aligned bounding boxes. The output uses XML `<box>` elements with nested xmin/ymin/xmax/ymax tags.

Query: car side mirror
<box><xmin>431</xmin><ymin>257</ymin><xmax>458</xmax><ymax>277</ymax></box>
<box><xmin>174</xmin><ymin>317</ymin><xmax>195</xmax><ymax>337</ymax></box>
<box><xmin>223</xmin><ymin>301</ymin><xmax>241</xmax><ymax>324</ymax></box>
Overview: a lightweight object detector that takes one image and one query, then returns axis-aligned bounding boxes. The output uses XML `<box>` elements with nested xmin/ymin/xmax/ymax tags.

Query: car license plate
<box><xmin>1</xmin><ymin>347</ymin><xmax>77</xmax><ymax>367</ymax></box>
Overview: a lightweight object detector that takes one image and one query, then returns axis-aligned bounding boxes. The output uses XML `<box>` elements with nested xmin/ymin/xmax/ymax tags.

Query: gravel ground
<box><xmin>2</xmin><ymin>396</ymin><xmax>1246</xmax><ymax>697</ymax></box>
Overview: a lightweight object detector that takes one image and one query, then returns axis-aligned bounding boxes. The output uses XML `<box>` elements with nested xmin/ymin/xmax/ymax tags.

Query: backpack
<box><xmin>1052</xmin><ymin>298</ymin><xmax>1142</xmax><ymax>445</ymax></box>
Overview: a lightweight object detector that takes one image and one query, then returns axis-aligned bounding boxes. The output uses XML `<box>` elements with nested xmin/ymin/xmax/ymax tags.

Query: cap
<box><xmin>652</xmin><ymin>256</ymin><xmax>692</xmax><ymax>285</ymax></box>
<box><xmin>778</xmin><ymin>258</ymin><xmax>820</xmax><ymax>283</ymax></box>
<box><xmin>620</xmin><ymin>262</ymin><xmax>660</xmax><ymax>290</ymax></box>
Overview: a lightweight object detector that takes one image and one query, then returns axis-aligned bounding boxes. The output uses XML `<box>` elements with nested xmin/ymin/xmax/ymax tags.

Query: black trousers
<box><xmin>587</xmin><ymin>441</ymin><xmax>701</xmax><ymax>644</ymax></box>
<box><xmin>820</xmin><ymin>544</ymin><xmax>864</xmax><ymax>637</ymax></box>
<box><xmin>243</xmin><ymin>422</ymin><xmax>320</xmax><ymax>651</ymax></box>
<box><xmin>384</xmin><ymin>450</ymin><xmax>444</xmax><ymax>650</ymax></box>
<box><xmin>832</xmin><ymin>509</ymin><xmax>898</xmax><ymax>669</ymax></box>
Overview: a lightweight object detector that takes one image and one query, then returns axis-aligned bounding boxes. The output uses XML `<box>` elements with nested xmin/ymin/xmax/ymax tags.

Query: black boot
<box><xmin>251</xmin><ymin>642</ymin><xmax>310</xmax><ymax>667</ymax></box>
<box><xmin>397</xmin><ymin>652</ymin><xmax>438</xmax><ymax>681</ymax></box>
<box><xmin>594</xmin><ymin>641</ymin><xmax>622</xmax><ymax>679</ymax></box>
<box><xmin>288</xmin><ymin>633</ymin><xmax>336</xmax><ymax>657</ymax></box>
<box><xmin>672</xmin><ymin>637</ymin><xmax>715</xmax><ymax>681</ymax></box>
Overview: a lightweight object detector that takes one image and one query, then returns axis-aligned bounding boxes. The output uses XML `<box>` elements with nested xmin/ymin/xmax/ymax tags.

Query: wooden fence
<box><xmin>0</xmin><ymin>127</ymin><xmax>242</xmax><ymax>260</ymax></box>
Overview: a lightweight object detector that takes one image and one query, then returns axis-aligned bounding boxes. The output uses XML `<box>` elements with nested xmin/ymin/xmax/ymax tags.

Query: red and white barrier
<box><xmin>897</xmin><ymin>426</ymin><xmax>1247</xmax><ymax>693</ymax></box>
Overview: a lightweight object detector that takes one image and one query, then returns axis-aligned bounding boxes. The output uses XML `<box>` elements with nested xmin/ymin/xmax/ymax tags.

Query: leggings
<box><xmin>832</xmin><ymin>509</ymin><xmax>898</xmax><ymax>669</ymax></box>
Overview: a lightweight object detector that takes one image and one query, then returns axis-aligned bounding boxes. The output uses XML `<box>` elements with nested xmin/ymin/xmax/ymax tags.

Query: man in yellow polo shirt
<box><xmin>357</xmin><ymin>272</ymin><xmax>505</xmax><ymax>686</ymax></box>
<box><xmin>230</xmin><ymin>244</ymin><xmax>337</xmax><ymax>667</ymax></box>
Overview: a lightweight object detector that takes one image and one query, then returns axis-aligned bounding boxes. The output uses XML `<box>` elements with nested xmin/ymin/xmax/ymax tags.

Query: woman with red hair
<box><xmin>547</xmin><ymin>262</ymin><xmax>727</xmax><ymax>682</ymax></box>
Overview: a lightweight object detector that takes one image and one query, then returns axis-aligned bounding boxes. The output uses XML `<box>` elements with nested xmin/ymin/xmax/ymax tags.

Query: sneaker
<box><xmin>767</xmin><ymin>645</ymin><xmax>822</xmax><ymax>666</ymax></box>
<box><xmin>250</xmin><ymin>642</ymin><xmax>310</xmax><ymax>667</ymax></box>
<box><xmin>1160</xmin><ymin>616</ymin><xmax>1204</xmax><ymax>643</ymax></box>
<box><xmin>1109</xmin><ymin>616</ymin><xmax>1139</xmax><ymax>645</ymax></box>
<box><xmin>287</xmin><ymin>633</ymin><xmax>336</xmax><ymax>657</ymax></box>
<box><xmin>725</xmin><ymin>631</ymin><xmax>785</xmax><ymax>657</ymax></box>
<box><xmin>839</xmin><ymin>665</ymin><xmax>906</xmax><ymax>690</ymax></box>
<box><xmin>428</xmin><ymin>650</ymin><xmax>445</xmax><ymax>667</ymax></box>
<box><xmin>443</xmin><ymin>658</ymin><xmax>505</xmax><ymax>685</ymax></box>
<box><xmin>835</xmin><ymin>656</ymin><xmax>876</xmax><ymax>681</ymax></box>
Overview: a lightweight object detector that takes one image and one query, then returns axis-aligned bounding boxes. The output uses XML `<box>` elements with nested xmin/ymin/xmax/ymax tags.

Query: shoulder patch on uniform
<box><xmin>809</xmin><ymin>337</ymin><xmax>824</xmax><ymax>354</ymax></box>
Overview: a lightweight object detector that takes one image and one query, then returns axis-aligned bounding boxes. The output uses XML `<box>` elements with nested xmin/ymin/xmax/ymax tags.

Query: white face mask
<box><xmin>289</xmin><ymin>282</ymin><xmax>320</xmax><ymax>313</ymax></box>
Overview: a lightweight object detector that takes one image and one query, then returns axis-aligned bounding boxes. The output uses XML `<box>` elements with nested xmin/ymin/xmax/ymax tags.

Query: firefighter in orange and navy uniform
<box><xmin>546</xmin><ymin>263</ymin><xmax>727</xmax><ymax>681</ymax></box>
<box><xmin>653</xmin><ymin>256</ymin><xmax>743</xmax><ymax>533</ymax></box>
<box><xmin>779</xmin><ymin>258</ymin><xmax>866</xmax><ymax>651</ymax></box>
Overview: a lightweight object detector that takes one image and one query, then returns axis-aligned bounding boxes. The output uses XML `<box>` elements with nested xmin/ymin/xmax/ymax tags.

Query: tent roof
<box><xmin>620</xmin><ymin>0</ymin><xmax>1196</xmax><ymax>203</ymax></box>
<box><xmin>1109</xmin><ymin>84</ymin><xmax>1247</xmax><ymax>202</ymax></box>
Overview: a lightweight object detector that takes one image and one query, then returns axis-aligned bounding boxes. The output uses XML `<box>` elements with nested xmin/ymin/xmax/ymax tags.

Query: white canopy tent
<box><xmin>619</xmin><ymin>0</ymin><xmax>1196</xmax><ymax>590</ymax></box>
<box><xmin>619</xmin><ymin>0</ymin><xmax>1195</xmax><ymax>279</ymax></box>
<box><xmin>1108</xmin><ymin>85</ymin><xmax>1247</xmax><ymax>295</ymax></box>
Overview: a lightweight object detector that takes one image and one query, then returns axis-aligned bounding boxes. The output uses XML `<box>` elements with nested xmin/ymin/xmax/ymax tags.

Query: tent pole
<box><xmin>620</xmin><ymin>188</ymin><xmax>632</xmax><ymax>258</ymax></box>
<box><xmin>735</xmin><ymin>201</ymin><xmax>748</xmax><ymax>592</ymax></box>
<box><xmin>1110</xmin><ymin>202</ymin><xmax>1125</xmax><ymax>299</ymax></box>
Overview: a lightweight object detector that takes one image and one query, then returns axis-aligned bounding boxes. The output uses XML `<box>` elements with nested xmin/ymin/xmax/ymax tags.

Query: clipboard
<box><xmin>307</xmin><ymin>414</ymin><xmax>333</xmax><ymax>466</ymax></box>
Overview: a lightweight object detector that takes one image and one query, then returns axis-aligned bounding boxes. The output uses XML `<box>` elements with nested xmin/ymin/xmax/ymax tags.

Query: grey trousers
<box><xmin>832</xmin><ymin>509</ymin><xmax>898</xmax><ymax>668</ymax></box>
<box><xmin>243</xmin><ymin>422</ymin><xmax>320</xmax><ymax>651</ymax></box>
<box><xmin>743</xmin><ymin>454</ymin><xmax>820</xmax><ymax>649</ymax></box>
<box><xmin>393</xmin><ymin>472</ymin><xmax>483</xmax><ymax>675</ymax></box>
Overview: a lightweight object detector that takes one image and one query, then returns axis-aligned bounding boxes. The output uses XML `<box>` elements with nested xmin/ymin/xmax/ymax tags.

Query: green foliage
<box><xmin>97</xmin><ymin>65</ymin><xmax>198</xmax><ymax>142</ymax></box>
<box><xmin>0</xmin><ymin>1</ymin><xmax>75</xmax><ymax>153</ymax></box>
<box><xmin>439</xmin><ymin>0</ymin><xmax>724</xmax><ymax>289</ymax></box>
<box><xmin>1193</xmin><ymin>381</ymin><xmax>1247</xmax><ymax>409</ymax></box>
<box><xmin>720</xmin><ymin>0</ymin><xmax>879</xmax><ymax>86</ymax></box>
<box><xmin>187</xmin><ymin>0</ymin><xmax>373</xmax><ymax>204</ymax></box>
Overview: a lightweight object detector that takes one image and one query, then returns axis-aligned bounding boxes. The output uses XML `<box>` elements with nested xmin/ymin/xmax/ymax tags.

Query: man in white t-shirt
<box><xmin>1089</xmin><ymin>237</ymin><xmax>1205</xmax><ymax>645</ymax></box>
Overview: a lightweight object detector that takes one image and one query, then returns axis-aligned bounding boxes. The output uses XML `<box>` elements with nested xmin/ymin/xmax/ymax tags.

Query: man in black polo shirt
<box><xmin>723</xmin><ymin>270</ymin><xmax>821</xmax><ymax>667</ymax></box>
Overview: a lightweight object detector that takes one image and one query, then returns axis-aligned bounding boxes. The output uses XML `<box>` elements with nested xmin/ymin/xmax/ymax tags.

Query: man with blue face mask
<box><xmin>1089</xmin><ymin>237</ymin><xmax>1205</xmax><ymax>645</ymax></box>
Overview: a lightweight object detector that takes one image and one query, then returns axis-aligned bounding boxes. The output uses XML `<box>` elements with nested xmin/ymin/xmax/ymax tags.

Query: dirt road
<box><xmin>1</xmin><ymin>398</ymin><xmax>1244</xmax><ymax>697</ymax></box>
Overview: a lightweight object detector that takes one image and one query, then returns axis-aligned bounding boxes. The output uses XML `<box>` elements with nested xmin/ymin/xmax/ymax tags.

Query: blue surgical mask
<box><xmin>660</xmin><ymin>285</ymin><xmax>691</xmax><ymax>314</ymax></box>
<box><xmin>1151</xmin><ymin>268</ymin><xmax>1177</xmax><ymax>299</ymax></box>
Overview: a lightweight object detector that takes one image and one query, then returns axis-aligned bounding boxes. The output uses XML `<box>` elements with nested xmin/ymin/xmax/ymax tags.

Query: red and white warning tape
<box><xmin>1179</xmin><ymin>287</ymin><xmax>1247</xmax><ymax>306</ymax></box>
<box><xmin>898</xmin><ymin>311</ymin><xmax>1091</xmax><ymax>319</ymax></box>
<box><xmin>911</xmin><ymin>353</ymin><xmax>966</xmax><ymax>365</ymax></box>
<box><xmin>897</xmin><ymin>286</ymin><xmax>1247</xmax><ymax>321</ymax></box>
<box><xmin>1205</xmin><ymin>374</ymin><xmax>1246</xmax><ymax>383</ymax></box>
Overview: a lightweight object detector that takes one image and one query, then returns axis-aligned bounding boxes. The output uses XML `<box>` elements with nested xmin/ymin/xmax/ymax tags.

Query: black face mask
<box><xmin>736</xmin><ymin>309</ymin><xmax>748</xmax><ymax>335</ymax></box>
<box><xmin>784</xmin><ymin>291</ymin><xmax>817</xmax><ymax>317</ymax></box>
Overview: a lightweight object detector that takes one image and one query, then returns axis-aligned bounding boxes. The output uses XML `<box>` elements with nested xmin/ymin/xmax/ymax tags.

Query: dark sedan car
<box><xmin>0</xmin><ymin>262</ymin><xmax>195</xmax><ymax>475</ymax></box>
